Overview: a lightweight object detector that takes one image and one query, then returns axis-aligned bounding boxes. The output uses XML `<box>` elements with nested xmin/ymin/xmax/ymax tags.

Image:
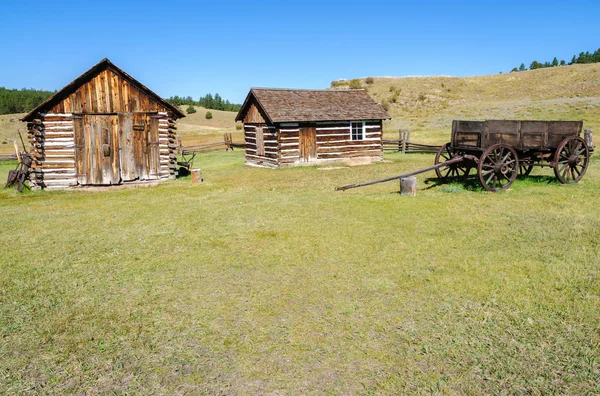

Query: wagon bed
<box><xmin>452</xmin><ymin>120</ymin><xmax>583</xmax><ymax>152</ymax></box>
<box><xmin>435</xmin><ymin>120</ymin><xmax>592</xmax><ymax>191</ymax></box>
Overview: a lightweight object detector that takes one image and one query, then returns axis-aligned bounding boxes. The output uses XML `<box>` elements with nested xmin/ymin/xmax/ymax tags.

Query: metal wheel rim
<box><xmin>553</xmin><ymin>136</ymin><xmax>589</xmax><ymax>184</ymax></box>
<box><xmin>477</xmin><ymin>144</ymin><xmax>519</xmax><ymax>192</ymax></box>
<box><xmin>434</xmin><ymin>143</ymin><xmax>470</xmax><ymax>181</ymax></box>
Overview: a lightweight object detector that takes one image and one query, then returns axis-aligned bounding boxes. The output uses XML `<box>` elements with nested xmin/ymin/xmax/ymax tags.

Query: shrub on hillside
<box><xmin>330</xmin><ymin>80</ymin><xmax>348</xmax><ymax>88</ymax></box>
<box><xmin>381</xmin><ymin>99</ymin><xmax>390</xmax><ymax>111</ymax></box>
<box><xmin>348</xmin><ymin>79</ymin><xmax>362</xmax><ymax>89</ymax></box>
<box><xmin>205</xmin><ymin>111</ymin><xmax>213</xmax><ymax>119</ymax></box>
<box><xmin>365</xmin><ymin>77</ymin><xmax>374</xmax><ymax>85</ymax></box>
<box><xmin>391</xmin><ymin>92</ymin><xmax>399</xmax><ymax>103</ymax></box>
<box><xmin>186</xmin><ymin>105</ymin><xmax>196</xmax><ymax>114</ymax></box>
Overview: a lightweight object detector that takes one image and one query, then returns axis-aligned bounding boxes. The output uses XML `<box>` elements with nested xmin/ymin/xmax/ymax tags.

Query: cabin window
<box><xmin>350</xmin><ymin>121</ymin><xmax>365</xmax><ymax>140</ymax></box>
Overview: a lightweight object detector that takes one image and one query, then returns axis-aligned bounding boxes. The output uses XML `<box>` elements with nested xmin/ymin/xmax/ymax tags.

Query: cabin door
<box><xmin>299</xmin><ymin>126</ymin><xmax>317</xmax><ymax>162</ymax></box>
<box><xmin>75</xmin><ymin>115</ymin><xmax>121</xmax><ymax>185</ymax></box>
<box><xmin>118</xmin><ymin>114</ymin><xmax>160</xmax><ymax>181</ymax></box>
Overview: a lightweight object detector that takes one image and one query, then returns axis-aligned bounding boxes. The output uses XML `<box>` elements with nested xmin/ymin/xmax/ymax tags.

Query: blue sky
<box><xmin>0</xmin><ymin>0</ymin><xmax>598</xmax><ymax>103</ymax></box>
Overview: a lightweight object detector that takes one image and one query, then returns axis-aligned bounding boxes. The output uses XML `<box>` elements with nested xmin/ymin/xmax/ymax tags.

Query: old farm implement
<box><xmin>5</xmin><ymin>133</ymin><xmax>33</xmax><ymax>192</ymax></box>
<box><xmin>337</xmin><ymin>120</ymin><xmax>593</xmax><ymax>192</ymax></box>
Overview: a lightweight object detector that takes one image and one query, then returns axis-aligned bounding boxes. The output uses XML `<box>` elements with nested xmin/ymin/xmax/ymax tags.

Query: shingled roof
<box><xmin>21</xmin><ymin>58</ymin><xmax>185</xmax><ymax>121</ymax></box>
<box><xmin>235</xmin><ymin>88</ymin><xmax>391</xmax><ymax>123</ymax></box>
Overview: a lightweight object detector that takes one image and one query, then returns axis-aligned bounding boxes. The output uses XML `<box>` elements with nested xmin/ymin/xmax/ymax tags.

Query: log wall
<box><xmin>244</xmin><ymin>120</ymin><xmax>383</xmax><ymax>168</ymax></box>
<box><xmin>157</xmin><ymin>112</ymin><xmax>177</xmax><ymax>179</ymax></box>
<box><xmin>244</xmin><ymin>124</ymin><xmax>278</xmax><ymax>167</ymax></box>
<box><xmin>278</xmin><ymin>123</ymin><xmax>300</xmax><ymax>166</ymax></box>
<box><xmin>315</xmin><ymin>121</ymin><xmax>383</xmax><ymax>160</ymax></box>
<box><xmin>28</xmin><ymin>114</ymin><xmax>77</xmax><ymax>190</ymax></box>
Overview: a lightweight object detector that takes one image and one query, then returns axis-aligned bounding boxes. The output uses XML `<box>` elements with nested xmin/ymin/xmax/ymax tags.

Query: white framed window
<box><xmin>350</xmin><ymin>121</ymin><xmax>365</xmax><ymax>140</ymax></box>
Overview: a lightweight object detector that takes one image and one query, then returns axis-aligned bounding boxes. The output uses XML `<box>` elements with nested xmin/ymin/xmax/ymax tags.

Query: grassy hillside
<box><xmin>339</xmin><ymin>63</ymin><xmax>600</xmax><ymax>144</ymax></box>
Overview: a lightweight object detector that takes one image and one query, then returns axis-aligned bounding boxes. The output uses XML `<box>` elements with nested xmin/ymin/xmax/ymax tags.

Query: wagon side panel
<box><xmin>520</xmin><ymin>121</ymin><xmax>548</xmax><ymax>150</ymax></box>
<box><xmin>487</xmin><ymin>120</ymin><xmax>520</xmax><ymax>148</ymax></box>
<box><xmin>547</xmin><ymin>121</ymin><xmax>583</xmax><ymax>148</ymax></box>
<box><xmin>452</xmin><ymin>120</ymin><xmax>484</xmax><ymax>149</ymax></box>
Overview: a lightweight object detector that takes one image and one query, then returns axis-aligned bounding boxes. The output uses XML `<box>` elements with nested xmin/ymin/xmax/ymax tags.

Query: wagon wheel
<box><xmin>553</xmin><ymin>136</ymin><xmax>589</xmax><ymax>184</ymax></box>
<box><xmin>434</xmin><ymin>143</ymin><xmax>470</xmax><ymax>182</ymax></box>
<box><xmin>477</xmin><ymin>143</ymin><xmax>519</xmax><ymax>192</ymax></box>
<box><xmin>518</xmin><ymin>162</ymin><xmax>534</xmax><ymax>177</ymax></box>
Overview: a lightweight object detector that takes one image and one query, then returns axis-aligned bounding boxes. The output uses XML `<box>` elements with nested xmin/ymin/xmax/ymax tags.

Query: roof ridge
<box><xmin>251</xmin><ymin>87</ymin><xmax>365</xmax><ymax>92</ymax></box>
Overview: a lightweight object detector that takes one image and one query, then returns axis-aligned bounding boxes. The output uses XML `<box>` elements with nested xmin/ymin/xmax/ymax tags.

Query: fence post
<box><xmin>584</xmin><ymin>129</ymin><xmax>593</xmax><ymax>149</ymax></box>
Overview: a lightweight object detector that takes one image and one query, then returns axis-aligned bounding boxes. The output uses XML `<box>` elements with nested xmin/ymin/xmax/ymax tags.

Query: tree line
<box><xmin>166</xmin><ymin>93</ymin><xmax>241</xmax><ymax>112</ymax></box>
<box><xmin>0</xmin><ymin>87</ymin><xmax>56</xmax><ymax>115</ymax></box>
<box><xmin>511</xmin><ymin>48</ymin><xmax>600</xmax><ymax>72</ymax></box>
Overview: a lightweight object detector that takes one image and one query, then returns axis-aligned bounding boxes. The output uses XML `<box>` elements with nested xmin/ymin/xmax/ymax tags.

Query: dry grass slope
<box><xmin>341</xmin><ymin>63</ymin><xmax>600</xmax><ymax>145</ymax></box>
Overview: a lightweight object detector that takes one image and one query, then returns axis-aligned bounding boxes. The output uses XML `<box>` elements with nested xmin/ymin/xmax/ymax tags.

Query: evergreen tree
<box><xmin>530</xmin><ymin>61</ymin><xmax>542</xmax><ymax>70</ymax></box>
<box><xmin>560</xmin><ymin>59</ymin><xmax>566</xmax><ymax>66</ymax></box>
<box><xmin>519</xmin><ymin>63</ymin><xmax>526</xmax><ymax>71</ymax></box>
<box><xmin>552</xmin><ymin>57</ymin><xmax>559</xmax><ymax>67</ymax></box>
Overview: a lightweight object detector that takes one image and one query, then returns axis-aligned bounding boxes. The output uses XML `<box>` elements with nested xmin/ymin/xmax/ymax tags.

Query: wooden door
<box><xmin>118</xmin><ymin>113</ymin><xmax>136</xmax><ymax>181</ymax></box>
<box><xmin>116</xmin><ymin>113</ymin><xmax>159</xmax><ymax>182</ymax></box>
<box><xmin>299</xmin><ymin>126</ymin><xmax>317</xmax><ymax>162</ymax></box>
<box><xmin>76</xmin><ymin>115</ymin><xmax>120</xmax><ymax>185</ymax></box>
<box><xmin>256</xmin><ymin>126</ymin><xmax>264</xmax><ymax>156</ymax></box>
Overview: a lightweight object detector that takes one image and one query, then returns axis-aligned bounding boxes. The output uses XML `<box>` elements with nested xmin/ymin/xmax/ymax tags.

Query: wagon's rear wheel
<box><xmin>434</xmin><ymin>143</ymin><xmax>470</xmax><ymax>182</ymax></box>
<box><xmin>553</xmin><ymin>136</ymin><xmax>589</xmax><ymax>184</ymax></box>
<box><xmin>477</xmin><ymin>143</ymin><xmax>519</xmax><ymax>192</ymax></box>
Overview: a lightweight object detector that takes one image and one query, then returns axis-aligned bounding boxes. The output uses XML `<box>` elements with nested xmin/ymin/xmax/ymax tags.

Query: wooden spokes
<box><xmin>553</xmin><ymin>136</ymin><xmax>589</xmax><ymax>184</ymax></box>
<box><xmin>434</xmin><ymin>143</ymin><xmax>470</xmax><ymax>182</ymax></box>
<box><xmin>477</xmin><ymin>144</ymin><xmax>519</xmax><ymax>192</ymax></box>
<box><xmin>518</xmin><ymin>163</ymin><xmax>534</xmax><ymax>177</ymax></box>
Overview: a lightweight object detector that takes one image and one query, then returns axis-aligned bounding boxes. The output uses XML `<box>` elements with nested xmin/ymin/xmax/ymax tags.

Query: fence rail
<box><xmin>180</xmin><ymin>133</ymin><xmax>244</xmax><ymax>155</ymax></box>
<box><xmin>382</xmin><ymin>129</ymin><xmax>442</xmax><ymax>154</ymax></box>
<box><xmin>0</xmin><ymin>154</ymin><xmax>17</xmax><ymax>161</ymax></box>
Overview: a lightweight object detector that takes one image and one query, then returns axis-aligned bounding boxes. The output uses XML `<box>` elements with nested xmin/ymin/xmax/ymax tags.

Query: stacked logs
<box><xmin>157</xmin><ymin>112</ymin><xmax>177</xmax><ymax>179</ymax></box>
<box><xmin>27</xmin><ymin>114</ymin><xmax>77</xmax><ymax>190</ymax></box>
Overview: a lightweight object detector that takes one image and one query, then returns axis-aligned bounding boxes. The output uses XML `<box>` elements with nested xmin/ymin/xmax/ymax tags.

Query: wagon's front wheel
<box><xmin>435</xmin><ymin>143</ymin><xmax>470</xmax><ymax>182</ymax></box>
<box><xmin>553</xmin><ymin>136</ymin><xmax>589</xmax><ymax>184</ymax></box>
<box><xmin>477</xmin><ymin>144</ymin><xmax>519</xmax><ymax>192</ymax></box>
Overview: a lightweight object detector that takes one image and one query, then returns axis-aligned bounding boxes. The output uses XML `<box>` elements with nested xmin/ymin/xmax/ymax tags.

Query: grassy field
<box><xmin>1</xmin><ymin>149</ymin><xmax>599</xmax><ymax>393</ymax></box>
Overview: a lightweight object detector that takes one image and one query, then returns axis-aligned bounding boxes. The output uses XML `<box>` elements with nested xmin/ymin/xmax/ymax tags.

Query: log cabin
<box><xmin>235</xmin><ymin>88</ymin><xmax>390</xmax><ymax>168</ymax></box>
<box><xmin>20</xmin><ymin>58</ymin><xmax>184</xmax><ymax>190</ymax></box>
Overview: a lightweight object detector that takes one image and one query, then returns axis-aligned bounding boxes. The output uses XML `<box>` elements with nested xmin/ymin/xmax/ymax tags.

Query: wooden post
<box><xmin>400</xmin><ymin>177</ymin><xmax>416</xmax><ymax>196</ymax></box>
<box><xmin>584</xmin><ymin>129</ymin><xmax>593</xmax><ymax>148</ymax></box>
<box><xmin>398</xmin><ymin>129</ymin><xmax>402</xmax><ymax>152</ymax></box>
<box><xmin>191</xmin><ymin>168</ymin><xmax>203</xmax><ymax>183</ymax></box>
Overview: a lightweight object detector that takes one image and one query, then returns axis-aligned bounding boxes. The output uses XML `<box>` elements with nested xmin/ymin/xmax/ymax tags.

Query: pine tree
<box><xmin>519</xmin><ymin>63</ymin><xmax>526</xmax><ymax>71</ymax></box>
<box><xmin>552</xmin><ymin>57</ymin><xmax>559</xmax><ymax>67</ymax></box>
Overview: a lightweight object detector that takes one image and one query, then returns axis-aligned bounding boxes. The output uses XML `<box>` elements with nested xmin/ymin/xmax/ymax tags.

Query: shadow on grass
<box><xmin>422</xmin><ymin>174</ymin><xmax>561</xmax><ymax>192</ymax></box>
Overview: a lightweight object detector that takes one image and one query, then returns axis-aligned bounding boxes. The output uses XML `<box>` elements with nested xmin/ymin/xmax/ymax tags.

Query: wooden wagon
<box><xmin>434</xmin><ymin>120</ymin><xmax>592</xmax><ymax>191</ymax></box>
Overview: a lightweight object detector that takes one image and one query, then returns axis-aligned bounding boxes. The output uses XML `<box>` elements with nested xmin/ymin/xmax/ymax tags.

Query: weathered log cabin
<box><xmin>235</xmin><ymin>88</ymin><xmax>390</xmax><ymax>167</ymax></box>
<box><xmin>20</xmin><ymin>58</ymin><xmax>184</xmax><ymax>190</ymax></box>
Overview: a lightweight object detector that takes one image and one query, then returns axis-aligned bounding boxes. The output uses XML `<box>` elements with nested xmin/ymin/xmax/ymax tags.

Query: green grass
<box><xmin>1</xmin><ymin>151</ymin><xmax>600</xmax><ymax>393</ymax></box>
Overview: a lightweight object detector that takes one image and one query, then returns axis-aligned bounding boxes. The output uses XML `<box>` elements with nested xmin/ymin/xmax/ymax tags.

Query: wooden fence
<box><xmin>180</xmin><ymin>133</ymin><xmax>244</xmax><ymax>155</ymax></box>
<box><xmin>0</xmin><ymin>154</ymin><xmax>17</xmax><ymax>161</ymax></box>
<box><xmin>383</xmin><ymin>129</ymin><xmax>442</xmax><ymax>154</ymax></box>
